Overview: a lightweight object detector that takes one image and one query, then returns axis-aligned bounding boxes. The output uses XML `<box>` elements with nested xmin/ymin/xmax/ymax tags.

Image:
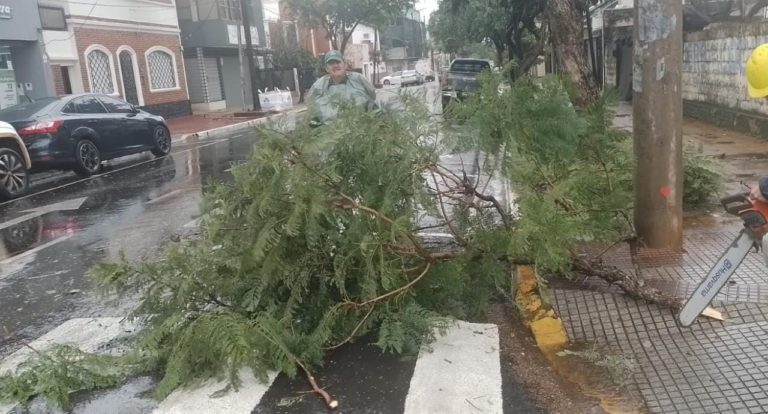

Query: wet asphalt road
<box><xmin>0</xmin><ymin>132</ymin><xmax>259</xmax><ymax>355</ymax></box>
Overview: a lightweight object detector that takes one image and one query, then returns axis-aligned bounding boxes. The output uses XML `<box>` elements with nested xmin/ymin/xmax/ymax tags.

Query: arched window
<box><xmin>146</xmin><ymin>47</ymin><xmax>179</xmax><ymax>91</ymax></box>
<box><xmin>85</xmin><ymin>46</ymin><xmax>117</xmax><ymax>94</ymax></box>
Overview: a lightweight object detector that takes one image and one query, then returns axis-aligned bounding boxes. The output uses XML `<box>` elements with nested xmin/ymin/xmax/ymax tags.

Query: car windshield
<box><xmin>0</xmin><ymin>97</ymin><xmax>60</xmax><ymax>122</ymax></box>
<box><xmin>451</xmin><ymin>61</ymin><xmax>491</xmax><ymax>73</ymax></box>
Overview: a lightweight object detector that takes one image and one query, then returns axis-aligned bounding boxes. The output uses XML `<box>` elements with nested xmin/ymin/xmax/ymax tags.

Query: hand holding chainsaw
<box><xmin>678</xmin><ymin>179</ymin><xmax>768</xmax><ymax>326</ymax></box>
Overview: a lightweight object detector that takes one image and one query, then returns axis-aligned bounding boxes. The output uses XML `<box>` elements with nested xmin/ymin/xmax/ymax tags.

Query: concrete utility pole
<box><xmin>633</xmin><ymin>0</ymin><xmax>683</xmax><ymax>250</ymax></box>
<box><xmin>241</xmin><ymin>0</ymin><xmax>261</xmax><ymax>111</ymax></box>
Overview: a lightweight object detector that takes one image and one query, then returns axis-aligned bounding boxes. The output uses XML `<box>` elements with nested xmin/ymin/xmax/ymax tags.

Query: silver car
<box><xmin>0</xmin><ymin>121</ymin><xmax>31</xmax><ymax>200</ymax></box>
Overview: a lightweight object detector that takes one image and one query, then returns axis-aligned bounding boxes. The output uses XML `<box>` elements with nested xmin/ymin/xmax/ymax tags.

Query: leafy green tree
<box><xmin>284</xmin><ymin>0</ymin><xmax>414</xmax><ymax>53</ymax></box>
<box><xmin>429</xmin><ymin>0</ymin><xmax>544</xmax><ymax>77</ymax></box>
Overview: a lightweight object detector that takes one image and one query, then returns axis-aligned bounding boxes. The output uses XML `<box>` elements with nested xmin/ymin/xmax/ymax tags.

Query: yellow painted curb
<box><xmin>515</xmin><ymin>265</ymin><xmax>568</xmax><ymax>350</ymax></box>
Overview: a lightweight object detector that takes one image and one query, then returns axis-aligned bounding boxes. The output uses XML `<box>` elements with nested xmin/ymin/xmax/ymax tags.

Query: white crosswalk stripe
<box><xmin>404</xmin><ymin>322</ymin><xmax>502</xmax><ymax>414</ymax></box>
<box><xmin>0</xmin><ymin>319</ymin><xmax>503</xmax><ymax>414</ymax></box>
<box><xmin>0</xmin><ymin>317</ymin><xmax>136</xmax><ymax>414</ymax></box>
<box><xmin>154</xmin><ymin>369</ymin><xmax>278</xmax><ymax>414</ymax></box>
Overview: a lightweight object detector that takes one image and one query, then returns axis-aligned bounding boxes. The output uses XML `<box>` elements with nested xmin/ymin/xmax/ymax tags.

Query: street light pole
<box><xmin>633</xmin><ymin>0</ymin><xmax>683</xmax><ymax>250</ymax></box>
<box><xmin>237</xmin><ymin>14</ymin><xmax>246</xmax><ymax>111</ymax></box>
<box><xmin>241</xmin><ymin>0</ymin><xmax>261</xmax><ymax>111</ymax></box>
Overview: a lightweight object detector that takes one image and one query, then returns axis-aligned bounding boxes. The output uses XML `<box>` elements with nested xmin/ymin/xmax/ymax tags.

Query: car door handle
<box><xmin>86</xmin><ymin>120</ymin><xmax>98</xmax><ymax>124</ymax></box>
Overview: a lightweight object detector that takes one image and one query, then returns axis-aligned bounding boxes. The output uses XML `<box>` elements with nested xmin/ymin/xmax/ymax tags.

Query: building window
<box><xmin>196</xmin><ymin>0</ymin><xmax>240</xmax><ymax>21</ymax></box>
<box><xmin>146</xmin><ymin>48</ymin><xmax>179</xmax><ymax>91</ymax></box>
<box><xmin>363</xmin><ymin>33</ymin><xmax>370</xmax><ymax>40</ymax></box>
<box><xmin>177</xmin><ymin>0</ymin><xmax>192</xmax><ymax>20</ymax></box>
<box><xmin>39</xmin><ymin>7</ymin><xmax>67</xmax><ymax>31</ymax></box>
<box><xmin>217</xmin><ymin>0</ymin><xmax>241</xmax><ymax>21</ymax></box>
<box><xmin>86</xmin><ymin>47</ymin><xmax>116</xmax><ymax>94</ymax></box>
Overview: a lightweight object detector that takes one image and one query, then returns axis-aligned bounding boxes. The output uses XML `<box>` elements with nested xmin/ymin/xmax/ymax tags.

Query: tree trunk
<box><xmin>545</xmin><ymin>0</ymin><xmax>598</xmax><ymax>107</ymax></box>
<box><xmin>495</xmin><ymin>45</ymin><xmax>505</xmax><ymax>68</ymax></box>
<box><xmin>585</xmin><ymin>9</ymin><xmax>600</xmax><ymax>86</ymax></box>
<box><xmin>339</xmin><ymin>22</ymin><xmax>359</xmax><ymax>54</ymax></box>
<box><xmin>514</xmin><ymin>40</ymin><xmax>546</xmax><ymax>79</ymax></box>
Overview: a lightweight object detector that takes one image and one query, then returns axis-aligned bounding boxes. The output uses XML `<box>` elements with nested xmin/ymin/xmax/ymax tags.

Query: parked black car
<box><xmin>0</xmin><ymin>94</ymin><xmax>171</xmax><ymax>177</ymax></box>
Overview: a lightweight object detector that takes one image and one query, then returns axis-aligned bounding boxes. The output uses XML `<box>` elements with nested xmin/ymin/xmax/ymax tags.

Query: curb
<box><xmin>514</xmin><ymin>265</ymin><xmax>568</xmax><ymax>350</ymax></box>
<box><xmin>172</xmin><ymin>107</ymin><xmax>307</xmax><ymax>143</ymax></box>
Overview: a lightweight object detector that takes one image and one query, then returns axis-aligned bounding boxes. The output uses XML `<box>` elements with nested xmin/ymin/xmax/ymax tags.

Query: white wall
<box><xmin>345</xmin><ymin>43</ymin><xmax>371</xmax><ymax>70</ymax></box>
<box><xmin>42</xmin><ymin>30</ymin><xmax>78</xmax><ymax>63</ymax></box>
<box><xmin>350</xmin><ymin>25</ymin><xmax>379</xmax><ymax>50</ymax></box>
<box><xmin>683</xmin><ymin>23</ymin><xmax>765</xmax><ymax>113</ymax></box>
<box><xmin>40</xmin><ymin>0</ymin><xmax>180</xmax><ymax>33</ymax></box>
<box><xmin>262</xmin><ymin>0</ymin><xmax>279</xmax><ymax>21</ymax></box>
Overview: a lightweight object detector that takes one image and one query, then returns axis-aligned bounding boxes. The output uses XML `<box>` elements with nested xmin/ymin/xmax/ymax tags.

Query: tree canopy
<box><xmin>428</xmin><ymin>0</ymin><xmax>545</xmax><ymax>77</ymax></box>
<box><xmin>284</xmin><ymin>0</ymin><xmax>415</xmax><ymax>53</ymax></box>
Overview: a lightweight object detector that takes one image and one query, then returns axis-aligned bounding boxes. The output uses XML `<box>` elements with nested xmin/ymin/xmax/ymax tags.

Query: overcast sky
<box><xmin>416</xmin><ymin>0</ymin><xmax>439</xmax><ymax>22</ymax></box>
<box><xmin>263</xmin><ymin>0</ymin><xmax>439</xmax><ymax>23</ymax></box>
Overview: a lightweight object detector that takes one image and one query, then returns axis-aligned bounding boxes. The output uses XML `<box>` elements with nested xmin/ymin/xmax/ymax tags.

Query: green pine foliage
<box><xmin>0</xmin><ymin>76</ymin><xmax>723</xmax><ymax>409</ymax></box>
<box><xmin>0</xmin><ymin>345</ymin><xmax>143</xmax><ymax>410</ymax></box>
<box><xmin>85</xmin><ymin>101</ymin><xmax>506</xmax><ymax>401</ymax></box>
<box><xmin>683</xmin><ymin>145</ymin><xmax>723</xmax><ymax>209</ymax></box>
<box><xmin>447</xmin><ymin>75</ymin><xmax>635</xmax><ymax>272</ymax></box>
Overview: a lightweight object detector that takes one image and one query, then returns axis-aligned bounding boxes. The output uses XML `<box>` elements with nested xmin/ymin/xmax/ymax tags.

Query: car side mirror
<box><xmin>131</xmin><ymin>105</ymin><xmax>139</xmax><ymax>113</ymax></box>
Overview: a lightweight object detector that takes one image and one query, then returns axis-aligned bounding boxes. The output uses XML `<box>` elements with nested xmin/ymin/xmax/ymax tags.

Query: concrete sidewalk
<box><xmin>550</xmin><ymin>106</ymin><xmax>768</xmax><ymax>414</ymax></box>
<box><xmin>166</xmin><ymin>106</ymin><xmax>306</xmax><ymax>142</ymax></box>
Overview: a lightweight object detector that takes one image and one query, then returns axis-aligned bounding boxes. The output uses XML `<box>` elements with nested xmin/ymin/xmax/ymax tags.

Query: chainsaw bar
<box><xmin>678</xmin><ymin>229</ymin><xmax>754</xmax><ymax>327</ymax></box>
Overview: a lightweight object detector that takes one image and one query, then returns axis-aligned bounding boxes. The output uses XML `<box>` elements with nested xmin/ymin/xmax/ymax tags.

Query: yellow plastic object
<box><xmin>747</xmin><ymin>44</ymin><xmax>768</xmax><ymax>98</ymax></box>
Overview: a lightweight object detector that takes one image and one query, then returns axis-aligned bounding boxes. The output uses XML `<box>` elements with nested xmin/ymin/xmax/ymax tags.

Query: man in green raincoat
<box><xmin>307</xmin><ymin>50</ymin><xmax>378</xmax><ymax>124</ymax></box>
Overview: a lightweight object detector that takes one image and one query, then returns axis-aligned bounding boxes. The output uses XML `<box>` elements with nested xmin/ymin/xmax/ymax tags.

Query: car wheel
<box><xmin>74</xmin><ymin>139</ymin><xmax>102</xmax><ymax>177</ymax></box>
<box><xmin>384</xmin><ymin>80</ymin><xmax>391</xmax><ymax>86</ymax></box>
<box><xmin>151</xmin><ymin>125</ymin><xmax>172</xmax><ymax>157</ymax></box>
<box><xmin>0</xmin><ymin>148</ymin><xmax>29</xmax><ymax>200</ymax></box>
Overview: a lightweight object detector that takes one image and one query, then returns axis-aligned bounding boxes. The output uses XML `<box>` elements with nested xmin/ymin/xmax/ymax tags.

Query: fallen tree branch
<box><xmin>572</xmin><ymin>257</ymin><xmax>684</xmax><ymax>311</ymax></box>
<box><xmin>296</xmin><ymin>358</ymin><xmax>339</xmax><ymax>410</ymax></box>
<box><xmin>344</xmin><ymin>262</ymin><xmax>432</xmax><ymax>308</ymax></box>
<box><xmin>323</xmin><ymin>305</ymin><xmax>376</xmax><ymax>351</ymax></box>
<box><xmin>430</xmin><ymin>169</ymin><xmax>470</xmax><ymax>247</ymax></box>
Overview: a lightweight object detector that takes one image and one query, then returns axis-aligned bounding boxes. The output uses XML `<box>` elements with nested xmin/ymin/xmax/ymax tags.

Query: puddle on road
<box><xmin>540</xmin><ymin>343</ymin><xmax>647</xmax><ymax>414</ymax></box>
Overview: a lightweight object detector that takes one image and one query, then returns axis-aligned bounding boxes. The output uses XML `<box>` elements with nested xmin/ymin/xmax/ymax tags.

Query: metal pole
<box><xmin>373</xmin><ymin>28</ymin><xmax>379</xmax><ymax>84</ymax></box>
<box><xmin>237</xmin><ymin>16</ymin><xmax>247</xmax><ymax>111</ymax></box>
<box><xmin>241</xmin><ymin>0</ymin><xmax>261</xmax><ymax>110</ymax></box>
<box><xmin>633</xmin><ymin>0</ymin><xmax>683</xmax><ymax>250</ymax></box>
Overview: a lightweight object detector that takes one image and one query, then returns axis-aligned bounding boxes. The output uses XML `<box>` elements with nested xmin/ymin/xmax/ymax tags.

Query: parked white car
<box><xmin>381</xmin><ymin>70</ymin><xmax>421</xmax><ymax>87</ymax></box>
<box><xmin>0</xmin><ymin>121</ymin><xmax>31</xmax><ymax>200</ymax></box>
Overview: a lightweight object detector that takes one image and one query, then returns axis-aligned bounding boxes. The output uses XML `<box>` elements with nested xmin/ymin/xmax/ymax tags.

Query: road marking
<box><xmin>417</xmin><ymin>232</ymin><xmax>455</xmax><ymax>239</ymax></box>
<box><xmin>0</xmin><ymin>235</ymin><xmax>74</xmax><ymax>280</ymax></box>
<box><xmin>404</xmin><ymin>321</ymin><xmax>502</xmax><ymax>414</ymax></box>
<box><xmin>153</xmin><ymin>369</ymin><xmax>278</xmax><ymax>414</ymax></box>
<box><xmin>0</xmin><ymin>197</ymin><xmax>86</xmax><ymax>232</ymax></box>
<box><xmin>0</xmin><ymin>317</ymin><xmax>133</xmax><ymax>414</ymax></box>
<box><xmin>183</xmin><ymin>217</ymin><xmax>202</xmax><ymax>228</ymax></box>
<box><xmin>0</xmin><ymin>317</ymin><xmax>502</xmax><ymax>413</ymax></box>
<box><xmin>0</xmin><ymin>139</ymin><xmax>227</xmax><ymax>208</ymax></box>
<box><xmin>146</xmin><ymin>188</ymin><xmax>200</xmax><ymax>205</ymax></box>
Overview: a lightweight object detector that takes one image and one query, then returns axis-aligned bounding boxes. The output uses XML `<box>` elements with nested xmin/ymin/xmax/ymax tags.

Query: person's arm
<box><xmin>361</xmin><ymin>75</ymin><xmax>377</xmax><ymax>103</ymax></box>
<box><xmin>752</xmin><ymin>177</ymin><xmax>768</xmax><ymax>202</ymax></box>
<box><xmin>352</xmin><ymin>72</ymin><xmax>378</xmax><ymax>110</ymax></box>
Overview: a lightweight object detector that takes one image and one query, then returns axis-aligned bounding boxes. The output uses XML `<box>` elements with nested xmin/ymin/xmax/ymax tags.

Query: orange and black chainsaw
<box><xmin>678</xmin><ymin>192</ymin><xmax>768</xmax><ymax>326</ymax></box>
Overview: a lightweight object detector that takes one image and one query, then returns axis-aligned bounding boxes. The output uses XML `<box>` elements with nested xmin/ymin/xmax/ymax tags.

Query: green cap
<box><xmin>324</xmin><ymin>50</ymin><xmax>344</xmax><ymax>65</ymax></box>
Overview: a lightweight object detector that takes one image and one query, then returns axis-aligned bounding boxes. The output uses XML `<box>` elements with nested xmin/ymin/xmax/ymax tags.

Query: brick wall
<box><xmin>50</xmin><ymin>65</ymin><xmax>67</xmax><ymax>96</ymax></box>
<box><xmin>74</xmin><ymin>27</ymin><xmax>190</xmax><ymax>116</ymax></box>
